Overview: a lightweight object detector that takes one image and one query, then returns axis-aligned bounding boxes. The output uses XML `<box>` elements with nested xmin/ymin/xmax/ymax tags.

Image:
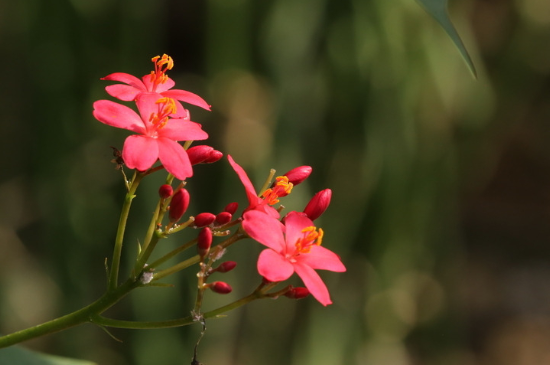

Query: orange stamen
<box><xmin>261</xmin><ymin>176</ymin><xmax>293</xmax><ymax>205</ymax></box>
<box><xmin>295</xmin><ymin>226</ymin><xmax>324</xmax><ymax>254</ymax></box>
<box><xmin>149</xmin><ymin>54</ymin><xmax>174</xmax><ymax>91</ymax></box>
<box><xmin>149</xmin><ymin>97</ymin><xmax>177</xmax><ymax>129</ymax></box>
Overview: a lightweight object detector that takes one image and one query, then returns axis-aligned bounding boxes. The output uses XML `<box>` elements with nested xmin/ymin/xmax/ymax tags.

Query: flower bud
<box><xmin>214</xmin><ymin>261</ymin><xmax>237</xmax><ymax>273</ymax></box>
<box><xmin>283</xmin><ymin>166</ymin><xmax>312</xmax><ymax>186</ymax></box>
<box><xmin>169</xmin><ymin>188</ymin><xmax>190</xmax><ymax>223</ymax></box>
<box><xmin>197</xmin><ymin>227</ymin><xmax>212</xmax><ymax>257</ymax></box>
<box><xmin>194</xmin><ymin>212</ymin><xmax>216</xmax><ymax>227</ymax></box>
<box><xmin>209</xmin><ymin>281</ymin><xmax>232</xmax><ymax>294</ymax></box>
<box><xmin>224</xmin><ymin>202</ymin><xmax>239</xmax><ymax>215</ymax></box>
<box><xmin>187</xmin><ymin>145</ymin><xmax>214</xmax><ymax>165</ymax></box>
<box><xmin>158</xmin><ymin>184</ymin><xmax>173</xmax><ymax>199</ymax></box>
<box><xmin>284</xmin><ymin>287</ymin><xmax>310</xmax><ymax>300</ymax></box>
<box><xmin>215</xmin><ymin>211</ymin><xmax>232</xmax><ymax>226</ymax></box>
<box><xmin>204</xmin><ymin>150</ymin><xmax>223</xmax><ymax>163</ymax></box>
<box><xmin>303</xmin><ymin>189</ymin><xmax>332</xmax><ymax>221</ymax></box>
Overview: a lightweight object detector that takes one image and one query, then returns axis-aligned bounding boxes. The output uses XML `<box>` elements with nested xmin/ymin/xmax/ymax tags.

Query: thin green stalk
<box><xmin>148</xmin><ymin>237</ymin><xmax>197</xmax><ymax>269</ymax></box>
<box><xmin>109</xmin><ymin>171</ymin><xmax>143</xmax><ymax>290</ymax></box>
<box><xmin>0</xmin><ymin>279</ymin><xmax>139</xmax><ymax>349</ymax></box>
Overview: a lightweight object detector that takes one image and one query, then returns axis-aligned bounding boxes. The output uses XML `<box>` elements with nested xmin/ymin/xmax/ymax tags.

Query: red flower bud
<box><xmin>303</xmin><ymin>189</ymin><xmax>332</xmax><ymax>221</ymax></box>
<box><xmin>169</xmin><ymin>188</ymin><xmax>190</xmax><ymax>223</ymax></box>
<box><xmin>204</xmin><ymin>150</ymin><xmax>223</xmax><ymax>163</ymax></box>
<box><xmin>214</xmin><ymin>261</ymin><xmax>237</xmax><ymax>273</ymax></box>
<box><xmin>215</xmin><ymin>211</ymin><xmax>232</xmax><ymax>226</ymax></box>
<box><xmin>187</xmin><ymin>145</ymin><xmax>214</xmax><ymax>165</ymax></box>
<box><xmin>224</xmin><ymin>202</ymin><xmax>239</xmax><ymax>215</ymax></box>
<box><xmin>158</xmin><ymin>184</ymin><xmax>173</xmax><ymax>199</ymax></box>
<box><xmin>283</xmin><ymin>166</ymin><xmax>312</xmax><ymax>186</ymax></box>
<box><xmin>209</xmin><ymin>281</ymin><xmax>232</xmax><ymax>294</ymax></box>
<box><xmin>285</xmin><ymin>287</ymin><xmax>310</xmax><ymax>300</ymax></box>
<box><xmin>197</xmin><ymin>227</ymin><xmax>212</xmax><ymax>257</ymax></box>
<box><xmin>194</xmin><ymin>212</ymin><xmax>216</xmax><ymax>227</ymax></box>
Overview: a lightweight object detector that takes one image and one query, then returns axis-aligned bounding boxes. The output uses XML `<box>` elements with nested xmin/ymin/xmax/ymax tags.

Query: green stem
<box><xmin>148</xmin><ymin>237</ymin><xmax>197</xmax><ymax>269</ymax></box>
<box><xmin>109</xmin><ymin>171</ymin><xmax>143</xmax><ymax>290</ymax></box>
<box><xmin>0</xmin><ymin>279</ymin><xmax>139</xmax><ymax>349</ymax></box>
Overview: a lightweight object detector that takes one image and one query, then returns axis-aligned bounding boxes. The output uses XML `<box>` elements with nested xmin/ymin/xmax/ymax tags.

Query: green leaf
<box><xmin>0</xmin><ymin>346</ymin><xmax>97</xmax><ymax>365</ymax></box>
<box><xmin>416</xmin><ymin>0</ymin><xmax>477</xmax><ymax>78</ymax></box>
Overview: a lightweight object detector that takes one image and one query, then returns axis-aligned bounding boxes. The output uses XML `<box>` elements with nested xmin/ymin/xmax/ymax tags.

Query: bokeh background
<box><xmin>2</xmin><ymin>0</ymin><xmax>550</xmax><ymax>364</ymax></box>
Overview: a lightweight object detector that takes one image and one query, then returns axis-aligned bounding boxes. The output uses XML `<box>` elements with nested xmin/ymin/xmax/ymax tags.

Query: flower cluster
<box><xmin>93</xmin><ymin>54</ymin><xmax>345</xmax><ymax>308</ymax></box>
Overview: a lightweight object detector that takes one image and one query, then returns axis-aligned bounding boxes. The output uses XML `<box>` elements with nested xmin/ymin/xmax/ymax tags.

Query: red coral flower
<box><xmin>227</xmin><ymin>155</ymin><xmax>281</xmax><ymax>218</ymax></box>
<box><xmin>102</xmin><ymin>54</ymin><xmax>211</xmax><ymax>117</ymax></box>
<box><xmin>93</xmin><ymin>93</ymin><xmax>208</xmax><ymax>180</ymax></box>
<box><xmin>242</xmin><ymin>210</ymin><xmax>346</xmax><ymax>306</ymax></box>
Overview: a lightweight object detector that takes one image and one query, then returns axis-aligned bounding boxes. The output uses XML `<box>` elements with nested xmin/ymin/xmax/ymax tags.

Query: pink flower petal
<box><xmin>159</xmin><ymin>120</ymin><xmax>208</xmax><ymax>141</ymax></box>
<box><xmin>104</xmin><ymin>84</ymin><xmax>144</xmax><ymax>101</ymax></box>
<box><xmin>122</xmin><ymin>135</ymin><xmax>159</xmax><ymax>171</ymax></box>
<box><xmin>135</xmin><ymin>93</ymin><xmax>165</xmax><ymax>123</ymax></box>
<box><xmin>294</xmin><ymin>262</ymin><xmax>332</xmax><ymax>306</ymax></box>
<box><xmin>142</xmin><ymin>74</ymin><xmax>176</xmax><ymax>93</ymax></box>
<box><xmin>257</xmin><ymin>249</ymin><xmax>294</xmax><ymax>282</ymax></box>
<box><xmin>228</xmin><ymin>155</ymin><xmax>263</xmax><ymax>208</ymax></box>
<box><xmin>284</xmin><ymin>211</ymin><xmax>315</xmax><ymax>252</ymax></box>
<box><xmin>102</xmin><ymin>72</ymin><xmax>146</xmax><ymax>89</ymax></box>
<box><xmin>242</xmin><ymin>210</ymin><xmax>286</xmax><ymax>252</ymax></box>
<box><xmin>162</xmin><ymin>89</ymin><xmax>211</xmax><ymax>111</ymax></box>
<box><xmin>157</xmin><ymin>138</ymin><xmax>193</xmax><ymax>180</ymax></box>
<box><xmin>93</xmin><ymin>100</ymin><xmax>145</xmax><ymax>134</ymax></box>
<box><xmin>298</xmin><ymin>245</ymin><xmax>346</xmax><ymax>272</ymax></box>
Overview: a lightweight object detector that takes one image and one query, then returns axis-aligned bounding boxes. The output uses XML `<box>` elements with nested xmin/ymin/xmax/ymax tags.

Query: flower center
<box><xmin>261</xmin><ymin>176</ymin><xmax>293</xmax><ymax>205</ymax></box>
<box><xmin>148</xmin><ymin>97</ymin><xmax>177</xmax><ymax>135</ymax></box>
<box><xmin>149</xmin><ymin>54</ymin><xmax>174</xmax><ymax>92</ymax></box>
<box><xmin>294</xmin><ymin>226</ymin><xmax>323</xmax><ymax>254</ymax></box>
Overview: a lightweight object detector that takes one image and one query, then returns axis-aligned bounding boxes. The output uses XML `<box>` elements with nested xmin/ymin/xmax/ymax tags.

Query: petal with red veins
<box><xmin>101</xmin><ymin>72</ymin><xmax>146</xmax><ymax>89</ymax></box>
<box><xmin>159</xmin><ymin>120</ymin><xmax>208</xmax><ymax>141</ymax></box>
<box><xmin>162</xmin><ymin>89</ymin><xmax>211</xmax><ymax>111</ymax></box>
<box><xmin>142</xmin><ymin>74</ymin><xmax>176</xmax><ymax>93</ymax></box>
<box><xmin>122</xmin><ymin>135</ymin><xmax>159</xmax><ymax>171</ymax></box>
<box><xmin>157</xmin><ymin>138</ymin><xmax>193</xmax><ymax>180</ymax></box>
<box><xmin>257</xmin><ymin>249</ymin><xmax>294</xmax><ymax>282</ymax></box>
<box><xmin>294</xmin><ymin>262</ymin><xmax>332</xmax><ymax>306</ymax></box>
<box><xmin>298</xmin><ymin>245</ymin><xmax>346</xmax><ymax>272</ymax></box>
<box><xmin>242</xmin><ymin>210</ymin><xmax>286</xmax><ymax>252</ymax></box>
<box><xmin>93</xmin><ymin>100</ymin><xmax>145</xmax><ymax>134</ymax></box>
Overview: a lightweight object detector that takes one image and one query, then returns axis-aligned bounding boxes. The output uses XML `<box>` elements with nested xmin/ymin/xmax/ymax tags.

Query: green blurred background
<box><xmin>2</xmin><ymin>0</ymin><xmax>550</xmax><ymax>364</ymax></box>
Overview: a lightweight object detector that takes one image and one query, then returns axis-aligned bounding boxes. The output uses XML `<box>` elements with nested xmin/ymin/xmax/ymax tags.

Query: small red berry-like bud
<box><xmin>283</xmin><ymin>166</ymin><xmax>312</xmax><ymax>186</ymax></box>
<box><xmin>169</xmin><ymin>188</ymin><xmax>190</xmax><ymax>223</ymax></box>
<box><xmin>187</xmin><ymin>145</ymin><xmax>214</xmax><ymax>165</ymax></box>
<box><xmin>214</xmin><ymin>261</ymin><xmax>237</xmax><ymax>273</ymax></box>
<box><xmin>197</xmin><ymin>227</ymin><xmax>212</xmax><ymax>257</ymax></box>
<box><xmin>215</xmin><ymin>211</ymin><xmax>232</xmax><ymax>226</ymax></box>
<box><xmin>303</xmin><ymin>189</ymin><xmax>332</xmax><ymax>221</ymax></box>
<box><xmin>224</xmin><ymin>202</ymin><xmax>239</xmax><ymax>215</ymax></box>
<box><xmin>194</xmin><ymin>212</ymin><xmax>216</xmax><ymax>227</ymax></box>
<box><xmin>158</xmin><ymin>184</ymin><xmax>173</xmax><ymax>199</ymax></box>
<box><xmin>204</xmin><ymin>150</ymin><xmax>223</xmax><ymax>163</ymax></box>
<box><xmin>209</xmin><ymin>281</ymin><xmax>232</xmax><ymax>294</ymax></box>
<box><xmin>285</xmin><ymin>287</ymin><xmax>310</xmax><ymax>300</ymax></box>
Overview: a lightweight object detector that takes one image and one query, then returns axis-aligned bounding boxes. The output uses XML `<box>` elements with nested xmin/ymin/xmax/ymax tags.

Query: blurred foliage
<box><xmin>2</xmin><ymin>0</ymin><xmax>550</xmax><ymax>365</ymax></box>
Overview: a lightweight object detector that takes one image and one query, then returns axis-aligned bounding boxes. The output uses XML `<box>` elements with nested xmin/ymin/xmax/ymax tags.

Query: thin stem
<box><xmin>109</xmin><ymin>171</ymin><xmax>143</xmax><ymax>290</ymax></box>
<box><xmin>148</xmin><ymin>237</ymin><xmax>197</xmax><ymax>269</ymax></box>
<box><xmin>0</xmin><ymin>279</ymin><xmax>139</xmax><ymax>349</ymax></box>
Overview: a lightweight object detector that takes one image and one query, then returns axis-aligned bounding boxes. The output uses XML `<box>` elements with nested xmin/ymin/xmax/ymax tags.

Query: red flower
<box><xmin>227</xmin><ymin>155</ymin><xmax>281</xmax><ymax>218</ymax></box>
<box><xmin>93</xmin><ymin>93</ymin><xmax>208</xmax><ymax>180</ymax></box>
<box><xmin>242</xmin><ymin>210</ymin><xmax>346</xmax><ymax>306</ymax></box>
<box><xmin>102</xmin><ymin>54</ymin><xmax>211</xmax><ymax>117</ymax></box>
